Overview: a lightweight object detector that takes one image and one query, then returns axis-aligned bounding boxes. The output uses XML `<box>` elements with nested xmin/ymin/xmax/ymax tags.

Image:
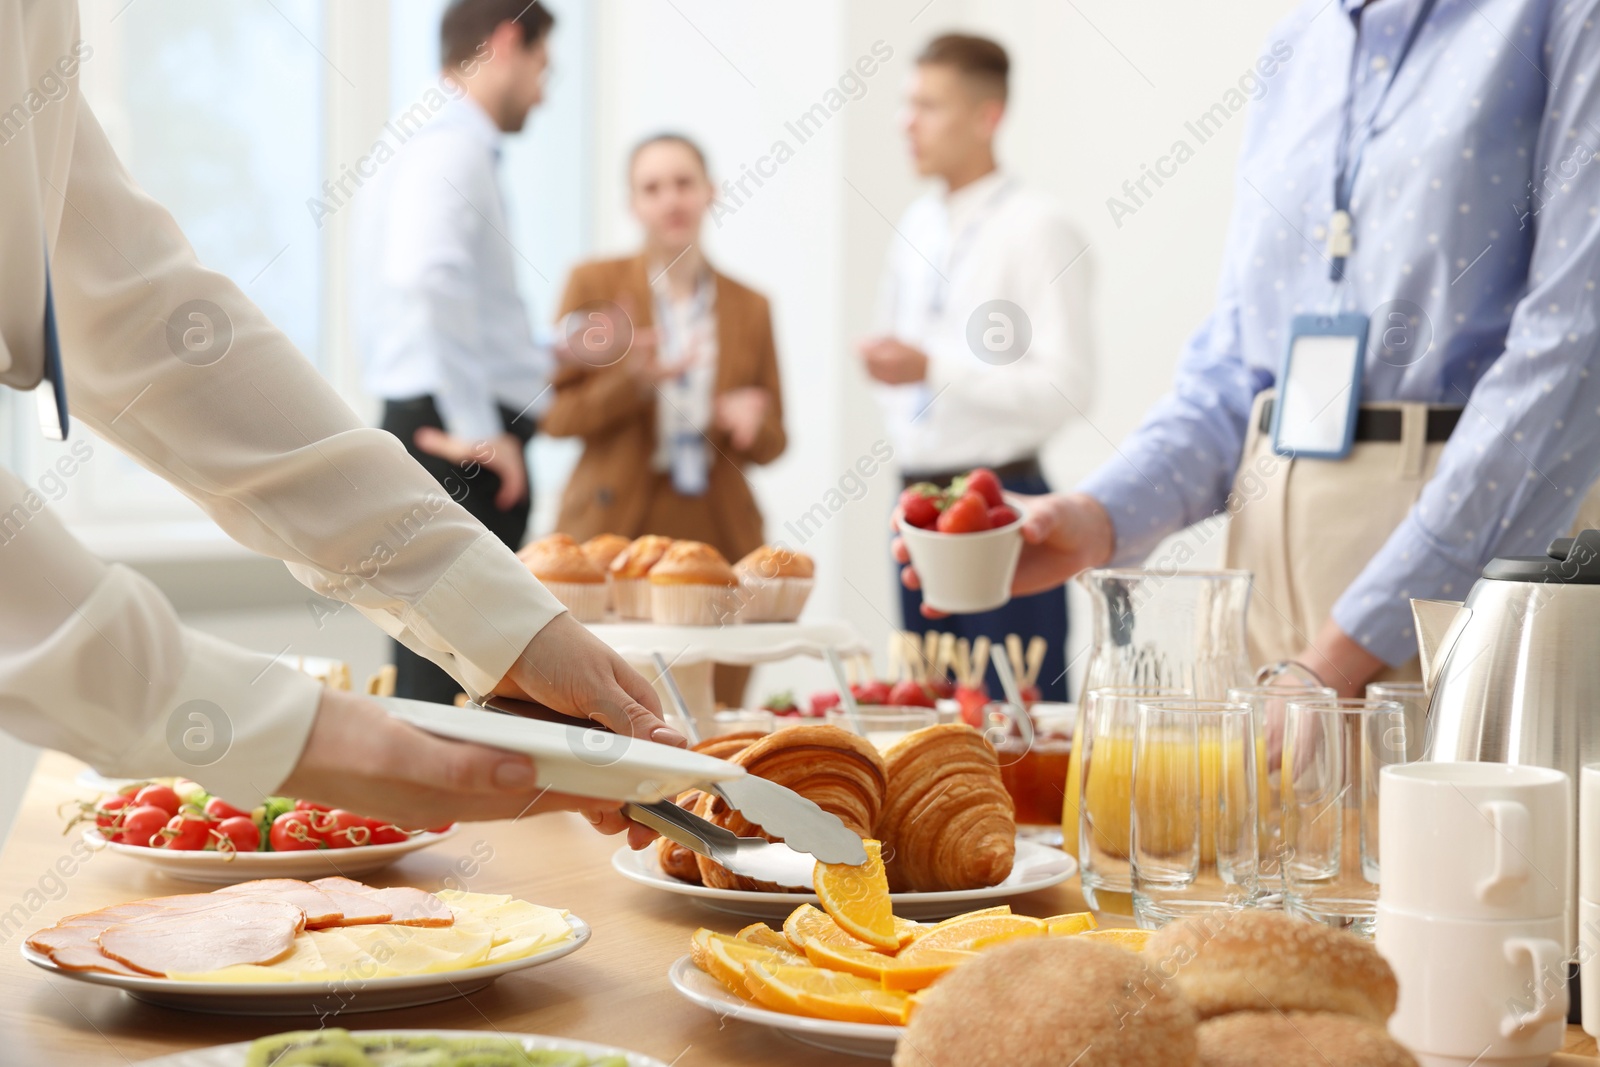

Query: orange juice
<box><xmin>1064</xmin><ymin>731</ymin><xmax>1268</xmax><ymax>862</ymax></box>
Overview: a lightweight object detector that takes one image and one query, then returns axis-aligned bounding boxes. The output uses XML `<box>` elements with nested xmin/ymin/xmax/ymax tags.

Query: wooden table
<box><xmin>1</xmin><ymin>752</ymin><xmax>1596</xmax><ymax>1065</ymax></box>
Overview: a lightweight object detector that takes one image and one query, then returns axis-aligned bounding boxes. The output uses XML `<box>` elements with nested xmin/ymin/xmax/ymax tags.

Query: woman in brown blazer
<box><xmin>543</xmin><ymin>134</ymin><xmax>786</xmax><ymax>703</ymax></box>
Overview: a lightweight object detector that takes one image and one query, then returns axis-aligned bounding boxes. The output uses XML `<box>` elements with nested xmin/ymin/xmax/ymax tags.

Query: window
<box><xmin>2</xmin><ymin>0</ymin><xmax>595</xmax><ymax>545</ymax></box>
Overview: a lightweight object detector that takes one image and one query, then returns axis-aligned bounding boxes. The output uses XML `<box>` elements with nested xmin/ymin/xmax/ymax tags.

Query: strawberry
<box><xmin>987</xmin><ymin>504</ymin><xmax>1019</xmax><ymax>528</ymax></box>
<box><xmin>887</xmin><ymin>678</ymin><xmax>936</xmax><ymax>707</ymax></box>
<box><xmin>955</xmin><ymin>468</ymin><xmax>1004</xmax><ymax>508</ymax></box>
<box><xmin>809</xmin><ymin>690</ymin><xmax>842</xmax><ymax>716</ymax></box>
<box><xmin>851</xmin><ymin>680</ymin><xmax>892</xmax><ymax>705</ymax></box>
<box><xmin>937</xmin><ymin>491</ymin><xmax>993</xmax><ymax>534</ymax></box>
<box><xmin>898</xmin><ymin>484</ymin><xmax>944</xmax><ymax>529</ymax></box>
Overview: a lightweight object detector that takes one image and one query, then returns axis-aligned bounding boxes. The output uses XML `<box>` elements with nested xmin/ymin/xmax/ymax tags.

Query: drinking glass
<box><xmin>985</xmin><ymin>702</ymin><xmax>1070</xmax><ymax>843</ymax></box>
<box><xmin>825</xmin><ymin>706</ymin><xmax>937</xmax><ymax>752</ymax></box>
<box><xmin>1366</xmin><ymin>681</ymin><xmax>1431</xmax><ymax>761</ymax></box>
<box><xmin>1069</xmin><ymin>685</ymin><xmax>1191</xmax><ymax>913</ymax></box>
<box><xmin>1226</xmin><ymin>684</ymin><xmax>1337</xmax><ymax>905</ymax></box>
<box><xmin>709</xmin><ymin>709</ymin><xmax>777</xmax><ymax>737</ymax></box>
<box><xmin>1282</xmin><ymin>697</ymin><xmax>1411</xmax><ymax>937</ymax></box>
<box><xmin>1130</xmin><ymin>699</ymin><xmax>1260</xmax><ymax>928</ymax></box>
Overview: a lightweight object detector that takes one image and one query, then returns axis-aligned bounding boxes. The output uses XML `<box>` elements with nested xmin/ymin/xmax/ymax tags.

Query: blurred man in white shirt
<box><xmin>356</xmin><ymin>0</ymin><xmax>556</xmax><ymax>702</ymax></box>
<box><xmin>860</xmin><ymin>34</ymin><xmax>1094</xmax><ymax>700</ymax></box>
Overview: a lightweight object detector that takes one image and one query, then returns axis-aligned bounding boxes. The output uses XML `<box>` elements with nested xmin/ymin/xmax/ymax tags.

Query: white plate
<box><xmin>23</xmin><ymin>914</ymin><xmax>590</xmax><ymax>1015</ymax></box>
<box><xmin>669</xmin><ymin>955</ymin><xmax>900</xmax><ymax>1060</ymax></box>
<box><xmin>130</xmin><ymin>1029</ymin><xmax>668</xmax><ymax>1067</ymax></box>
<box><xmin>611</xmin><ymin>838</ymin><xmax>1077</xmax><ymax>920</ymax></box>
<box><xmin>378</xmin><ymin>697</ymin><xmax>743</xmax><ymax>803</ymax></box>
<box><xmin>82</xmin><ymin>826</ymin><xmax>460</xmax><ymax>885</ymax></box>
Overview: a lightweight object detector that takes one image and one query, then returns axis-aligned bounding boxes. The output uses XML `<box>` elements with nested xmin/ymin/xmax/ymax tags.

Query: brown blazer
<box><xmin>543</xmin><ymin>255</ymin><xmax>786</xmax><ymax>562</ymax></box>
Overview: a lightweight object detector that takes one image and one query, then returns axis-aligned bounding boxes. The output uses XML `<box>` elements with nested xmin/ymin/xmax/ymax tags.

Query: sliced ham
<box><xmin>25</xmin><ymin>925</ymin><xmax>143</xmax><ymax>976</ymax></box>
<box><xmin>313</xmin><ymin>889</ymin><xmax>391</xmax><ymax>926</ymax></box>
<box><xmin>96</xmin><ymin>899</ymin><xmax>305</xmax><ymax>976</ymax></box>
<box><xmin>213</xmin><ymin>879</ymin><xmax>344</xmax><ymax>927</ymax></box>
<box><xmin>311</xmin><ymin>877</ymin><xmax>453</xmax><ymax>927</ymax></box>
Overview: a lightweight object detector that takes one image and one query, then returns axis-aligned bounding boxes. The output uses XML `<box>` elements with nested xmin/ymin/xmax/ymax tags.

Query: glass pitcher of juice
<box><xmin>1062</xmin><ymin>569</ymin><xmax>1253</xmax><ymax>864</ymax></box>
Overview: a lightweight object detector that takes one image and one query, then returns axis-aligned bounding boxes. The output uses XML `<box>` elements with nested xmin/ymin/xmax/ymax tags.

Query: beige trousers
<box><xmin>1222</xmin><ymin>391</ymin><xmax>1600</xmax><ymax>681</ymax></box>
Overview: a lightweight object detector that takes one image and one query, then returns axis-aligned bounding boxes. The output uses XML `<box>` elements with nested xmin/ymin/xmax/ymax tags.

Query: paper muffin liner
<box><xmin>612</xmin><ymin>577</ymin><xmax>652</xmax><ymax>620</ymax></box>
<box><xmin>542</xmin><ymin>581</ymin><xmax>608</xmax><ymax>624</ymax></box>
<box><xmin>651</xmin><ymin>582</ymin><xmax>740</xmax><ymax>627</ymax></box>
<box><xmin>735</xmin><ymin>574</ymin><xmax>814</xmax><ymax>622</ymax></box>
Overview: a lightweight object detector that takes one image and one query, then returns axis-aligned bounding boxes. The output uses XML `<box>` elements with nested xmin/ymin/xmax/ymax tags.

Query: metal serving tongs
<box><xmin>473</xmin><ymin>661</ymin><xmax>866</xmax><ymax>888</ymax></box>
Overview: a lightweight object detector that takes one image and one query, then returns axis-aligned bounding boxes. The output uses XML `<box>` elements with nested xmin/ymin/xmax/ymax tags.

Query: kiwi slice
<box><xmin>245</xmin><ymin>1030</ymin><xmax>366</xmax><ymax>1067</ymax></box>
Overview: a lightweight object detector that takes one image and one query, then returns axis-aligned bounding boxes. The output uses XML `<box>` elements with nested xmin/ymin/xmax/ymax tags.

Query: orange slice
<box><xmin>802</xmin><ymin>936</ymin><xmax>974</xmax><ymax>992</ymax></box>
<box><xmin>813</xmin><ymin>839</ymin><xmax>896</xmax><ymax>951</ymax></box>
<box><xmin>892</xmin><ymin>916</ymin><xmax>922</xmax><ymax>947</ymax></box>
<box><xmin>736</xmin><ymin>922</ymin><xmax>795</xmax><ymax>953</ymax></box>
<box><xmin>690</xmin><ymin>928</ymin><xmax>803</xmax><ymax>993</ymax></box>
<box><xmin>1043</xmin><ymin>911</ymin><xmax>1098</xmax><ymax>937</ymax></box>
<box><xmin>1076</xmin><ymin>927</ymin><xmax>1153</xmax><ymax>952</ymax></box>
<box><xmin>783</xmin><ymin>903</ymin><xmax>888</xmax><ymax>955</ymax></box>
<box><xmin>923</xmin><ymin>905</ymin><xmax>1012</xmax><ymax>931</ymax></box>
<box><xmin>744</xmin><ymin>961</ymin><xmax>911</xmax><ymax>1025</ymax></box>
<box><xmin>900</xmin><ymin>914</ymin><xmax>1047</xmax><ymax>957</ymax></box>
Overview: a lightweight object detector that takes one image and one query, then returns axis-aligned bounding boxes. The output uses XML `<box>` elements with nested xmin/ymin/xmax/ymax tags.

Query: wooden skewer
<box><xmin>971</xmin><ymin>636</ymin><xmax>991</xmax><ymax>690</ymax></box>
<box><xmin>955</xmin><ymin>638</ymin><xmax>972</xmax><ymax>688</ymax></box>
<box><xmin>1024</xmin><ymin>636</ymin><xmax>1047</xmax><ymax>689</ymax></box>
<box><xmin>937</xmin><ymin>633</ymin><xmax>957</xmax><ymax>684</ymax></box>
<box><xmin>887</xmin><ymin>633</ymin><xmax>901</xmax><ymax>683</ymax></box>
<box><xmin>922</xmin><ymin>631</ymin><xmax>939</xmax><ymax>685</ymax></box>
<box><xmin>905</xmin><ymin>632</ymin><xmax>927</xmax><ymax>683</ymax></box>
<box><xmin>1006</xmin><ymin>633</ymin><xmax>1024</xmax><ymax>685</ymax></box>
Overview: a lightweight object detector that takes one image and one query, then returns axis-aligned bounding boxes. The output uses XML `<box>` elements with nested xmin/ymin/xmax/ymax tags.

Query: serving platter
<box><xmin>22</xmin><ymin>914</ymin><xmax>590</xmax><ymax>1015</ymax></box>
<box><xmin>669</xmin><ymin>955</ymin><xmax>901</xmax><ymax>1059</ymax></box>
<box><xmin>129</xmin><ymin>1029</ymin><xmax>670</xmax><ymax>1067</ymax></box>
<box><xmin>612</xmin><ymin>838</ymin><xmax>1076</xmax><ymax>920</ymax></box>
<box><xmin>81</xmin><ymin>825</ymin><xmax>460</xmax><ymax>885</ymax></box>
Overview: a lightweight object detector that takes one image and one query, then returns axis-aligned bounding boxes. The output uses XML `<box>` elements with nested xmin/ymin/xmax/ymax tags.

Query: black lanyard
<box><xmin>1329</xmin><ymin>0</ymin><xmax>1440</xmax><ymax>281</ymax></box>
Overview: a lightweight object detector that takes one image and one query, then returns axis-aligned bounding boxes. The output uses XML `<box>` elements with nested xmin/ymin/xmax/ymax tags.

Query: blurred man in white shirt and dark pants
<box><xmin>861</xmin><ymin>34</ymin><xmax>1094</xmax><ymax>700</ymax></box>
<box><xmin>356</xmin><ymin>0</ymin><xmax>555</xmax><ymax>703</ymax></box>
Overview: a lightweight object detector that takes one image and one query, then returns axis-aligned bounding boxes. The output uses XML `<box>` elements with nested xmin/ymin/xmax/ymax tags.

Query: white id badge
<box><xmin>1272</xmin><ymin>313</ymin><xmax>1369</xmax><ymax>460</ymax></box>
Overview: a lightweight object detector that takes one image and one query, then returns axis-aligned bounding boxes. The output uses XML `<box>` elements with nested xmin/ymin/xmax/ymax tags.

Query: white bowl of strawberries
<box><xmin>894</xmin><ymin>467</ymin><xmax>1025</xmax><ymax>615</ymax></box>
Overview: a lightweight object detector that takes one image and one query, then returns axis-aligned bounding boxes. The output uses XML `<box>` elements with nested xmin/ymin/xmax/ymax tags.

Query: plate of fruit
<box><xmin>67</xmin><ymin>777</ymin><xmax>457</xmax><ymax>884</ymax></box>
<box><xmin>668</xmin><ymin>838</ymin><xmax>1137</xmax><ymax>1058</ymax></box>
<box><xmin>895</xmin><ymin>467</ymin><xmax>1027</xmax><ymax>615</ymax></box>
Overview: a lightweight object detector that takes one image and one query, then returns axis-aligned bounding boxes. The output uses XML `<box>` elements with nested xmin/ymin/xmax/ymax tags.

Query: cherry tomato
<box><xmin>293</xmin><ymin>799</ymin><xmax>332</xmax><ymax>814</ymax></box>
<box><xmin>204</xmin><ymin>796</ymin><xmax>251</xmax><ymax>821</ymax></box>
<box><xmin>116</xmin><ymin>805</ymin><xmax>171</xmax><ymax>848</ymax></box>
<box><xmin>368</xmin><ymin>822</ymin><xmax>411</xmax><ymax>846</ymax></box>
<box><xmin>94</xmin><ymin>794</ymin><xmax>130</xmax><ymax>831</ymax></box>
<box><xmin>425</xmin><ymin>823</ymin><xmax>453</xmax><ymax>834</ymax></box>
<box><xmin>133</xmin><ymin>784</ymin><xmax>181</xmax><ymax>816</ymax></box>
<box><xmin>156</xmin><ymin>812</ymin><xmax>214</xmax><ymax>851</ymax></box>
<box><xmin>310</xmin><ymin>809</ymin><xmax>372</xmax><ymax>849</ymax></box>
<box><xmin>269</xmin><ymin>810</ymin><xmax>321</xmax><ymax>852</ymax></box>
<box><xmin>210</xmin><ymin>815</ymin><xmax>261</xmax><ymax>853</ymax></box>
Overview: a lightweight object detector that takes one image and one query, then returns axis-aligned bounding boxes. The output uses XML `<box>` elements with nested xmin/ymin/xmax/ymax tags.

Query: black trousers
<box><xmin>381</xmin><ymin>397</ymin><xmax>536</xmax><ymax>705</ymax></box>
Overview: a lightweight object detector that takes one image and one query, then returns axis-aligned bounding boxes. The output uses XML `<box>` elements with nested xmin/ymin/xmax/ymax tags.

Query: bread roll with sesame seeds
<box><xmin>1143</xmin><ymin>910</ymin><xmax>1398</xmax><ymax>1024</ymax></box>
<box><xmin>1197</xmin><ymin>1011</ymin><xmax>1417</xmax><ymax>1067</ymax></box>
<box><xmin>893</xmin><ymin>937</ymin><xmax>1198</xmax><ymax>1067</ymax></box>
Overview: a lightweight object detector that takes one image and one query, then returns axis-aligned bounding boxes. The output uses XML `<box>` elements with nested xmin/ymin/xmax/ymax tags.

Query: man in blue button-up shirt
<box><xmin>901</xmin><ymin>0</ymin><xmax>1600</xmax><ymax>695</ymax></box>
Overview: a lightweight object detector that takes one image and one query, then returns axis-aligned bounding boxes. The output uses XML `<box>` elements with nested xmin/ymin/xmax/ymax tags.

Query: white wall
<box><xmin>588</xmin><ymin>0</ymin><xmax>1293</xmax><ymax>701</ymax></box>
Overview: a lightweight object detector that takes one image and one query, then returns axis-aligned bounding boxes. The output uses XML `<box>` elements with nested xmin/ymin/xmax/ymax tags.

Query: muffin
<box><xmin>733</xmin><ymin>544</ymin><xmax>815</xmax><ymax>622</ymax></box>
<box><xmin>519</xmin><ymin>539</ymin><xmax>607</xmax><ymax>623</ymax></box>
<box><xmin>608</xmin><ymin>535</ymin><xmax>675</xmax><ymax>620</ymax></box>
<box><xmin>648</xmin><ymin>540</ymin><xmax>739</xmax><ymax>626</ymax></box>
<box><xmin>581</xmin><ymin>534</ymin><xmax>632</xmax><ymax>614</ymax></box>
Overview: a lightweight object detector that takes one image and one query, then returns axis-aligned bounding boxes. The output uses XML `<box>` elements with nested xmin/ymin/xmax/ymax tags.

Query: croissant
<box><xmin>877</xmin><ymin>724</ymin><xmax>1016</xmax><ymax>892</ymax></box>
<box><xmin>655</xmin><ymin>731</ymin><xmax>768</xmax><ymax>885</ymax></box>
<box><xmin>695</xmin><ymin>725</ymin><xmax>887</xmax><ymax>892</ymax></box>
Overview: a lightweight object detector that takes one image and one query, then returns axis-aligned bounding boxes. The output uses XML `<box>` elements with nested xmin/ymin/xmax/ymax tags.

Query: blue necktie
<box><xmin>36</xmin><ymin>252</ymin><xmax>69</xmax><ymax>441</ymax></box>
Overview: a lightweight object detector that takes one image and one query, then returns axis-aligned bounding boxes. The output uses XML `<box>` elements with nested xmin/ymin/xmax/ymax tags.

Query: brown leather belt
<box><xmin>1258</xmin><ymin>399</ymin><xmax>1462</xmax><ymax>443</ymax></box>
<box><xmin>902</xmin><ymin>455</ymin><xmax>1043</xmax><ymax>490</ymax></box>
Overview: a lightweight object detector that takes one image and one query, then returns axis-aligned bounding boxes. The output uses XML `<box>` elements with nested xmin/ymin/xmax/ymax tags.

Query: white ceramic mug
<box><xmin>1580</xmin><ymin>897</ymin><xmax>1600</xmax><ymax>1037</ymax></box>
<box><xmin>1577</xmin><ymin>764</ymin><xmax>1600</xmax><ymax>1038</ymax></box>
<box><xmin>1379</xmin><ymin>762</ymin><xmax>1570</xmax><ymax>922</ymax></box>
<box><xmin>1376</xmin><ymin>904</ymin><xmax>1569</xmax><ymax>1067</ymax></box>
